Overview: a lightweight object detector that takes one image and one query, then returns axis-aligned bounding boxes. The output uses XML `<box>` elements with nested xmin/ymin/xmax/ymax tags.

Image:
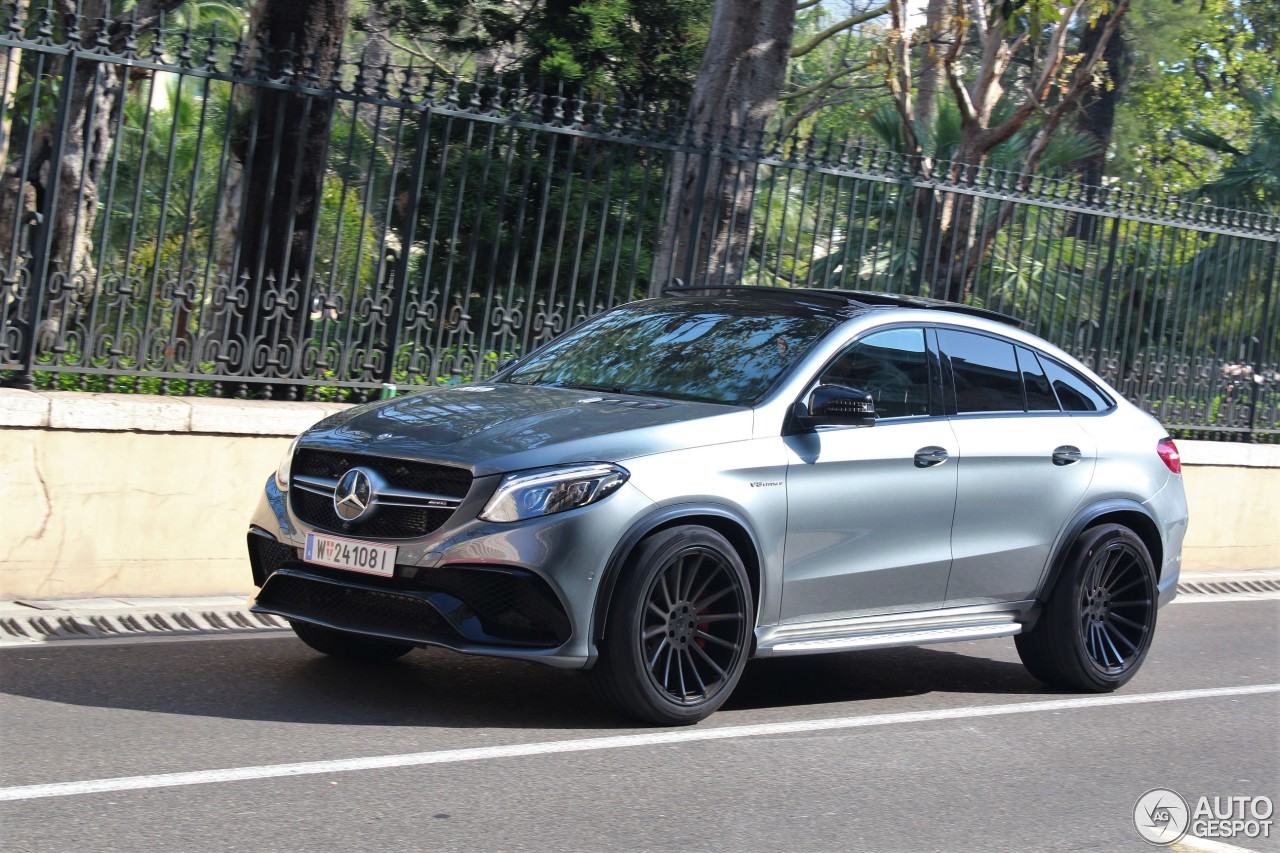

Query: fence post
<box><xmin>378</xmin><ymin>106</ymin><xmax>433</xmax><ymax>390</ymax></box>
<box><xmin>911</xmin><ymin>176</ymin><xmax>935</xmax><ymax>298</ymax></box>
<box><xmin>1091</xmin><ymin>213</ymin><xmax>1124</xmax><ymax>372</ymax></box>
<box><xmin>1247</xmin><ymin>240</ymin><xmax>1277</xmax><ymax>443</ymax></box>
<box><xmin>6</xmin><ymin>46</ymin><xmax>77</xmax><ymax>391</ymax></box>
<box><xmin>682</xmin><ymin>138</ymin><xmax>714</xmax><ymax>287</ymax></box>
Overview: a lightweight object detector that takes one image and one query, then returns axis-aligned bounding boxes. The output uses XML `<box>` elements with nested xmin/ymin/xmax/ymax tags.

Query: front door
<box><xmin>781</xmin><ymin>327</ymin><xmax>957</xmax><ymax>622</ymax></box>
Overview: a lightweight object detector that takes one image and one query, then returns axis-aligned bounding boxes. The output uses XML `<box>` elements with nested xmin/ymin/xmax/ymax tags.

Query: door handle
<box><xmin>1052</xmin><ymin>445</ymin><xmax>1084</xmax><ymax>466</ymax></box>
<box><xmin>914</xmin><ymin>446</ymin><xmax>950</xmax><ymax>468</ymax></box>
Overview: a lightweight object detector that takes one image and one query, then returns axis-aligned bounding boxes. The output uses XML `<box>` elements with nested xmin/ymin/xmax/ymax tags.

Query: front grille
<box><xmin>290</xmin><ymin>449</ymin><xmax>472</xmax><ymax>538</ymax></box>
<box><xmin>291</xmin><ymin>489</ymin><xmax>454</xmax><ymax>539</ymax></box>
<box><xmin>293</xmin><ymin>449</ymin><xmax>472</xmax><ymax>496</ymax></box>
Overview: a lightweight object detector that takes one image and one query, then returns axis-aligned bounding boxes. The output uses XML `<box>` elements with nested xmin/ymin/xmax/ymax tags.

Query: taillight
<box><xmin>1157</xmin><ymin>438</ymin><xmax>1181</xmax><ymax>474</ymax></box>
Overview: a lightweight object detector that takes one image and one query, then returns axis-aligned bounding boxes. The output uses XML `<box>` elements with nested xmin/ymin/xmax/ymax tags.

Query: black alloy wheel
<box><xmin>1076</xmin><ymin>536</ymin><xmax>1157</xmax><ymax>674</ymax></box>
<box><xmin>640</xmin><ymin>541</ymin><xmax>749</xmax><ymax>706</ymax></box>
<box><xmin>592</xmin><ymin>525</ymin><xmax>753</xmax><ymax>725</ymax></box>
<box><xmin>1016</xmin><ymin>523</ymin><xmax>1158</xmax><ymax>692</ymax></box>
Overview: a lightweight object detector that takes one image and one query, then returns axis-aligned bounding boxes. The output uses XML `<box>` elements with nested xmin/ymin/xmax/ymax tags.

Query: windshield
<box><xmin>502</xmin><ymin>300</ymin><xmax>837</xmax><ymax>405</ymax></box>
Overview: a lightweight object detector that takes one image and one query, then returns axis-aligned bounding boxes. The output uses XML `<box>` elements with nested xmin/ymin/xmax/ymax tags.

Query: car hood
<box><xmin>301</xmin><ymin>383</ymin><xmax>754</xmax><ymax>476</ymax></box>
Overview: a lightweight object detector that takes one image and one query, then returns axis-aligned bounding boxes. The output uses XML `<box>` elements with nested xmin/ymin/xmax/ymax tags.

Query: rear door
<box><xmin>938</xmin><ymin>330</ymin><xmax>1097</xmax><ymax>606</ymax></box>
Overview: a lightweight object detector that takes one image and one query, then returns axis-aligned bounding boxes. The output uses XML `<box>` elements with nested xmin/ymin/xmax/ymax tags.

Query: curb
<box><xmin>1</xmin><ymin>571</ymin><xmax>1276</xmax><ymax>648</ymax></box>
<box><xmin>0</xmin><ymin>596</ymin><xmax>288</xmax><ymax>647</ymax></box>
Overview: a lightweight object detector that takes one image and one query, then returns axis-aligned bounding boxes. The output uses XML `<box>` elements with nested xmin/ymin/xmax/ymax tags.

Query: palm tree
<box><xmin>1181</xmin><ymin>88</ymin><xmax>1280</xmax><ymax>212</ymax></box>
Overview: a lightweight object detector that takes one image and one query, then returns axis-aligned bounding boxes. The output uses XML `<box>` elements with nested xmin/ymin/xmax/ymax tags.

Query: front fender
<box><xmin>589</xmin><ymin>502</ymin><xmax>767</xmax><ymax>648</ymax></box>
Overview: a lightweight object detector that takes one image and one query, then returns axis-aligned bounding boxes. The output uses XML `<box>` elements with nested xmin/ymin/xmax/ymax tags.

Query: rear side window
<box><xmin>1041</xmin><ymin>358</ymin><xmax>1112</xmax><ymax>412</ymax></box>
<box><xmin>1018</xmin><ymin>347</ymin><xmax>1060</xmax><ymax>411</ymax></box>
<box><xmin>939</xmin><ymin>330</ymin><xmax>1024</xmax><ymax>413</ymax></box>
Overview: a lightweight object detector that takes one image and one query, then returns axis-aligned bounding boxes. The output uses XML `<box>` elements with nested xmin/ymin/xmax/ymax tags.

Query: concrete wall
<box><xmin>1</xmin><ymin>391</ymin><xmax>351</xmax><ymax>598</ymax></box>
<box><xmin>1</xmin><ymin>389</ymin><xmax>1276</xmax><ymax>598</ymax></box>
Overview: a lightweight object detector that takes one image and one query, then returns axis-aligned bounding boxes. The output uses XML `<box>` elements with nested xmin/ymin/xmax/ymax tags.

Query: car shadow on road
<box><xmin>727</xmin><ymin>643</ymin><xmax>1046</xmax><ymax>711</ymax></box>
<box><xmin>0</xmin><ymin>634</ymin><xmax>1052</xmax><ymax>730</ymax></box>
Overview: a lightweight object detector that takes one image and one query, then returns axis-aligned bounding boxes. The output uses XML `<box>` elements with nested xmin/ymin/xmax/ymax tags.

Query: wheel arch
<box><xmin>1039</xmin><ymin>499</ymin><xmax>1164</xmax><ymax>604</ymax></box>
<box><xmin>590</xmin><ymin>504</ymin><xmax>764</xmax><ymax>645</ymax></box>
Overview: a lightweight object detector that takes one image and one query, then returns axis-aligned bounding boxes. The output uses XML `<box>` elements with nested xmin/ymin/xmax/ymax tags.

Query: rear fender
<box><xmin>1024</xmin><ymin>499</ymin><xmax>1161</xmax><ymax>630</ymax></box>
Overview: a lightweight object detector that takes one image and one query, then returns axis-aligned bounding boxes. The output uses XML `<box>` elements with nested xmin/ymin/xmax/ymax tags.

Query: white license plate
<box><xmin>304</xmin><ymin>533</ymin><xmax>397</xmax><ymax>577</ymax></box>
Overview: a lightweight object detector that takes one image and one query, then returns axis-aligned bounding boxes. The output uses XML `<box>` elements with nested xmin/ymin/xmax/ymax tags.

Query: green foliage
<box><xmin>401</xmin><ymin>114</ymin><xmax>658</xmax><ymax>329</ymax></box>
<box><xmin>776</xmin><ymin>3</ymin><xmax>891</xmax><ymax>142</ymax></box>
<box><xmin>377</xmin><ymin>0</ymin><xmax>709</xmax><ymax>100</ymax></box>
<box><xmin>1110</xmin><ymin>0</ymin><xmax>1278</xmax><ymax>194</ymax></box>
<box><xmin>1182</xmin><ymin>88</ymin><xmax>1280</xmax><ymax>211</ymax></box>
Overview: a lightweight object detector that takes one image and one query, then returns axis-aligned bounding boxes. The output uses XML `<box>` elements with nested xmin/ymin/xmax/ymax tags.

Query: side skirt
<box><xmin>753</xmin><ymin>601</ymin><xmax>1037</xmax><ymax>657</ymax></box>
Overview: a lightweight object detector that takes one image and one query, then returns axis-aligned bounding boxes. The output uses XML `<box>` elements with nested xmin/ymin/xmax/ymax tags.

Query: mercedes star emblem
<box><xmin>333</xmin><ymin>467</ymin><xmax>376</xmax><ymax>522</ymax></box>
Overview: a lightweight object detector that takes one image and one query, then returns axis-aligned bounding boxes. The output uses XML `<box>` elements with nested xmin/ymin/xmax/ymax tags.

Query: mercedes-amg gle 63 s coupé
<box><xmin>247</xmin><ymin>287</ymin><xmax>1187</xmax><ymax>725</ymax></box>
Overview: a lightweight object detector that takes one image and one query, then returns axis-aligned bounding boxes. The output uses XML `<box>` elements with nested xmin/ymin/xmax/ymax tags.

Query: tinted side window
<box><xmin>1042</xmin><ymin>358</ymin><xmax>1111</xmax><ymax>412</ymax></box>
<box><xmin>820</xmin><ymin>328</ymin><xmax>930</xmax><ymax>419</ymax></box>
<box><xmin>1018</xmin><ymin>347</ymin><xmax>1060</xmax><ymax>411</ymax></box>
<box><xmin>940</xmin><ymin>330</ymin><xmax>1023</xmax><ymax>413</ymax></box>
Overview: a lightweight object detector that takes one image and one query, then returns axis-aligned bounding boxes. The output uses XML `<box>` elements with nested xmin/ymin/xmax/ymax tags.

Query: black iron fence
<box><xmin>1</xmin><ymin>4</ymin><xmax>1277</xmax><ymax>440</ymax></box>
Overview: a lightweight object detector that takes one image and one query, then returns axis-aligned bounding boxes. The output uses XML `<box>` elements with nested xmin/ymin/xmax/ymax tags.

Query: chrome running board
<box><xmin>754</xmin><ymin>602</ymin><xmax>1032</xmax><ymax>658</ymax></box>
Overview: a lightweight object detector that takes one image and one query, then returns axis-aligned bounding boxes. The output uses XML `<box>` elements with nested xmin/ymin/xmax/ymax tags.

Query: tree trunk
<box><xmin>0</xmin><ymin>1</ymin><xmax>26</xmax><ymax>176</ymax></box>
<box><xmin>1075</xmin><ymin>13</ymin><xmax>1126</xmax><ymax>243</ymax></box>
<box><xmin>652</xmin><ymin>0</ymin><xmax>795</xmax><ymax>292</ymax></box>
<box><xmin>225</xmin><ymin>0</ymin><xmax>347</xmax><ymax>386</ymax></box>
<box><xmin>911</xmin><ymin>0</ymin><xmax>949</xmax><ymax>144</ymax></box>
<box><xmin>919</xmin><ymin>165</ymin><xmax>986</xmax><ymax>304</ymax></box>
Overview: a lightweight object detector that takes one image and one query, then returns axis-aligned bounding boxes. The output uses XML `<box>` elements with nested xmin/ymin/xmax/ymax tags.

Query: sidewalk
<box><xmin>2</xmin><ymin>571</ymin><xmax>1277</xmax><ymax>648</ymax></box>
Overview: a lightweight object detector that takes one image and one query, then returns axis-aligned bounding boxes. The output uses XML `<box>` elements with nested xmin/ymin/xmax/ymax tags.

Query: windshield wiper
<box><xmin>551</xmin><ymin>383</ymin><xmax>717</xmax><ymax>404</ymax></box>
<box><xmin>554</xmin><ymin>382</ymin><xmax>630</xmax><ymax>394</ymax></box>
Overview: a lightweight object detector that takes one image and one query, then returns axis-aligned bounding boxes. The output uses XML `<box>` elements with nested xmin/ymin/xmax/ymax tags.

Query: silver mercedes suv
<box><xmin>247</xmin><ymin>287</ymin><xmax>1188</xmax><ymax>725</ymax></box>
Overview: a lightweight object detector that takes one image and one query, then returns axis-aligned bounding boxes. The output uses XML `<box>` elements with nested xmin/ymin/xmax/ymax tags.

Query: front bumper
<box><xmin>247</xmin><ymin>473</ymin><xmax>653</xmax><ymax>668</ymax></box>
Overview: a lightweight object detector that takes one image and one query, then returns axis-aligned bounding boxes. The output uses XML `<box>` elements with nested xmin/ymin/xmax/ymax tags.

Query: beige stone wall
<box><xmin>1179</xmin><ymin>457</ymin><xmax>1280</xmax><ymax>571</ymax></box>
<box><xmin>2</xmin><ymin>429</ymin><xmax>288</xmax><ymax>597</ymax></box>
<box><xmin>1</xmin><ymin>390</ymin><xmax>350</xmax><ymax>599</ymax></box>
<box><xmin>0</xmin><ymin>391</ymin><xmax>1275</xmax><ymax>598</ymax></box>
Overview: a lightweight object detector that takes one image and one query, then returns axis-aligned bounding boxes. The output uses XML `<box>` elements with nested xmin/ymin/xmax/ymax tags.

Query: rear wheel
<box><xmin>591</xmin><ymin>526</ymin><xmax>753</xmax><ymax>725</ymax></box>
<box><xmin>290</xmin><ymin>620</ymin><xmax>414</xmax><ymax>663</ymax></box>
<box><xmin>1016</xmin><ymin>524</ymin><xmax>1157</xmax><ymax>691</ymax></box>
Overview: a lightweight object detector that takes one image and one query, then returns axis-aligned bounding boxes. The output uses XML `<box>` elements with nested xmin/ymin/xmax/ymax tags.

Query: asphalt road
<box><xmin>1</xmin><ymin>598</ymin><xmax>1276</xmax><ymax>853</ymax></box>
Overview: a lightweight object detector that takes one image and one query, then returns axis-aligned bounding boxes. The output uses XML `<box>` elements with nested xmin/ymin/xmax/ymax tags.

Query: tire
<box><xmin>290</xmin><ymin>620</ymin><xmax>414</xmax><ymax>663</ymax></box>
<box><xmin>1016</xmin><ymin>524</ymin><xmax>1158</xmax><ymax>692</ymax></box>
<box><xmin>591</xmin><ymin>525</ymin><xmax>754</xmax><ymax>726</ymax></box>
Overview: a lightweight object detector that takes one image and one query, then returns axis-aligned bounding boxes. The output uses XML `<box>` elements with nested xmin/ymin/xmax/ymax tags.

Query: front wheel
<box><xmin>591</xmin><ymin>525</ymin><xmax>753</xmax><ymax>726</ymax></box>
<box><xmin>290</xmin><ymin>620</ymin><xmax>414</xmax><ymax>663</ymax></box>
<box><xmin>1016</xmin><ymin>524</ymin><xmax>1158</xmax><ymax>691</ymax></box>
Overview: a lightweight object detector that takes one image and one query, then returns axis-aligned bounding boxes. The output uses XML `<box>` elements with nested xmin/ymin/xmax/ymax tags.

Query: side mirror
<box><xmin>791</xmin><ymin>384</ymin><xmax>877</xmax><ymax>430</ymax></box>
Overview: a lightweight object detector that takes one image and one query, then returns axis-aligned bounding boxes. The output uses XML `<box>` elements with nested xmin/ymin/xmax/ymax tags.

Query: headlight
<box><xmin>275</xmin><ymin>434</ymin><xmax>303</xmax><ymax>491</ymax></box>
<box><xmin>480</xmin><ymin>463</ymin><xmax>629</xmax><ymax>523</ymax></box>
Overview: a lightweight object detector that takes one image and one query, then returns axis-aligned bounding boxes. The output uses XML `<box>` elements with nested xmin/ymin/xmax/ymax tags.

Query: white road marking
<box><xmin>1</xmin><ymin>683</ymin><xmax>1276</xmax><ymax>803</ymax></box>
<box><xmin>1172</xmin><ymin>835</ymin><xmax>1264</xmax><ymax>853</ymax></box>
<box><xmin>1172</xmin><ymin>593</ymin><xmax>1280</xmax><ymax>604</ymax></box>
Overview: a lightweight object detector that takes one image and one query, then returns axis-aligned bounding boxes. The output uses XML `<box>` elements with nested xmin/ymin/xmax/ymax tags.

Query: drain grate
<box><xmin>0</xmin><ymin>606</ymin><xmax>288</xmax><ymax>646</ymax></box>
<box><xmin>1176</xmin><ymin>578</ymin><xmax>1280</xmax><ymax>597</ymax></box>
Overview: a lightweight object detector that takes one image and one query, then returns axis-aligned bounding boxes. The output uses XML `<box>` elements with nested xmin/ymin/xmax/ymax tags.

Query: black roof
<box><xmin>662</xmin><ymin>285</ymin><xmax>1024</xmax><ymax>328</ymax></box>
